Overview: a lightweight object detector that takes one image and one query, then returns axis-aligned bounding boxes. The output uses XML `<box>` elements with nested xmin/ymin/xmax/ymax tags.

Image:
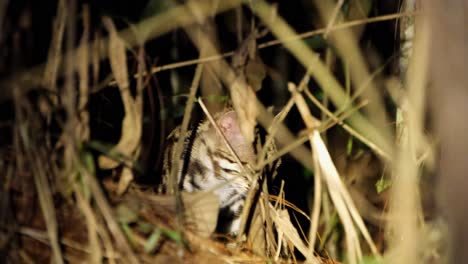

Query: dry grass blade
<box><xmin>312</xmin><ymin>131</ymin><xmax>361</xmax><ymax>264</ymax></box>
<box><xmin>313</xmin><ymin>0</ymin><xmax>393</xmax><ymax>152</ymax></box>
<box><xmin>257</xmin><ymin>99</ymin><xmax>368</xmax><ymax>173</ymax></box>
<box><xmin>168</xmin><ymin>62</ymin><xmax>204</xmax><ymax>230</ymax></box>
<box><xmin>289</xmin><ymin>83</ymin><xmax>380</xmax><ymax>264</ymax></box>
<box><xmin>230</xmin><ymin>78</ymin><xmax>258</xmax><ymax>143</ymax></box>
<box><xmin>303</xmin><ymin>88</ymin><xmax>389</xmax><ymax>160</ymax></box>
<box><xmin>186</xmin><ymin>0</ymin><xmax>259</xmax><ymax>143</ymax></box>
<box><xmin>133</xmin><ymin>12</ymin><xmax>414</xmax><ymax>80</ymax></box>
<box><xmin>16</xmin><ymin>125</ymin><xmax>64</xmax><ymax>264</ymax></box>
<box><xmin>16</xmin><ymin>226</ymin><xmax>119</xmax><ymax>261</ymax></box>
<box><xmin>269</xmin><ymin>204</ymin><xmax>319</xmax><ymax>263</ymax></box>
<box><xmin>258</xmin><ymin>69</ymin><xmax>312</xmax><ymax>170</ymax></box>
<box><xmin>313</xmin><ymin>128</ymin><xmax>382</xmax><ymax>262</ymax></box>
<box><xmin>323</xmin><ymin>0</ymin><xmax>344</xmax><ymax>37</ymax></box>
<box><xmin>98</xmin><ymin>17</ymin><xmax>142</xmax><ymax>180</ymax></box>
<box><xmin>42</xmin><ymin>0</ymin><xmax>66</xmax><ymax>92</ymax></box>
<box><xmin>287</xmin><ymin>83</ymin><xmax>323</xmax><ymax>254</ymax></box>
<box><xmin>73</xmin><ymin>183</ymin><xmax>102</xmax><ymax>263</ymax></box>
<box><xmin>77</xmin><ymin>5</ymin><xmax>90</xmax><ymax>141</ymax></box>
<box><xmin>0</xmin><ymin>0</ymin><xmax>242</xmax><ymax>102</ymax></box>
<box><xmin>73</xmin><ymin>7</ymin><xmax>103</xmax><ymax>262</ymax></box>
<box><xmin>385</xmin><ymin>5</ymin><xmax>430</xmax><ymax>263</ymax></box>
<box><xmin>249</xmin><ymin>0</ymin><xmax>393</xmax><ymax>159</ymax></box>
<box><xmin>117</xmin><ymin>167</ymin><xmax>135</xmax><ymax>196</ymax></box>
<box><xmin>82</xmin><ymin>167</ymin><xmax>139</xmax><ymax>263</ymax></box>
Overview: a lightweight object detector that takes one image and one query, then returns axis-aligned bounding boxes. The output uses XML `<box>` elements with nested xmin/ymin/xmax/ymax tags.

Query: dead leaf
<box><xmin>247</xmin><ymin>200</ymin><xmax>267</xmax><ymax>256</ymax></box>
<box><xmin>269</xmin><ymin>205</ymin><xmax>319</xmax><ymax>263</ymax></box>
<box><xmin>98</xmin><ymin>17</ymin><xmax>142</xmax><ymax>170</ymax></box>
<box><xmin>229</xmin><ymin>30</ymin><xmax>267</xmax><ymax>143</ymax></box>
<box><xmin>230</xmin><ymin>79</ymin><xmax>257</xmax><ymax>143</ymax></box>
<box><xmin>117</xmin><ymin>167</ymin><xmax>134</xmax><ymax>195</ymax></box>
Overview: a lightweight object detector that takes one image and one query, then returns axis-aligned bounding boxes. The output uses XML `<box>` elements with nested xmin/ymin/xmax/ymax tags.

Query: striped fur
<box><xmin>162</xmin><ymin>110</ymin><xmax>255</xmax><ymax>235</ymax></box>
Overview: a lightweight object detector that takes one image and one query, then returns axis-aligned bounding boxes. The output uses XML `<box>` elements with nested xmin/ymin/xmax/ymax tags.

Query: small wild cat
<box><xmin>162</xmin><ymin>110</ymin><xmax>257</xmax><ymax>235</ymax></box>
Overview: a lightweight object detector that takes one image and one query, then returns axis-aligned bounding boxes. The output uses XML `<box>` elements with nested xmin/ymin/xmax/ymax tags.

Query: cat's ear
<box><xmin>217</xmin><ymin>111</ymin><xmax>255</xmax><ymax>161</ymax></box>
<box><xmin>217</xmin><ymin>111</ymin><xmax>241</xmax><ymax>141</ymax></box>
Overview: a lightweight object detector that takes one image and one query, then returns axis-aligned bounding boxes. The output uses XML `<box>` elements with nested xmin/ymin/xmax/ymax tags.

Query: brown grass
<box><xmin>0</xmin><ymin>0</ymin><xmax>448</xmax><ymax>263</ymax></box>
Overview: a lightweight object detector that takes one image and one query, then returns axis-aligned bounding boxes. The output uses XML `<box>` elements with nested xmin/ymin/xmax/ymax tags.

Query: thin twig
<box><xmin>304</xmin><ymin>88</ymin><xmax>391</xmax><ymax>160</ymax></box>
<box><xmin>169</xmin><ymin>62</ymin><xmax>204</xmax><ymax>232</ymax></box>
<box><xmin>15</xmin><ymin>226</ymin><xmax>120</xmax><ymax>260</ymax></box>
<box><xmin>258</xmin><ymin>100</ymin><xmax>369</xmax><ymax>169</ymax></box>
<box><xmin>15</xmin><ymin>109</ymin><xmax>64</xmax><ymax>264</ymax></box>
<box><xmin>323</xmin><ymin>0</ymin><xmax>344</xmax><ymax>38</ymax></box>
<box><xmin>111</xmin><ymin>11</ymin><xmax>416</xmax><ymax>86</ymax></box>
<box><xmin>258</xmin><ymin>67</ymin><xmax>312</xmax><ymax>170</ymax></box>
<box><xmin>83</xmin><ymin>168</ymin><xmax>139</xmax><ymax>263</ymax></box>
<box><xmin>250</xmin><ymin>0</ymin><xmax>393</xmax><ymax>159</ymax></box>
<box><xmin>288</xmin><ymin>83</ymin><xmax>322</xmax><ymax>253</ymax></box>
<box><xmin>0</xmin><ymin>0</ymin><xmax>242</xmax><ymax>102</ymax></box>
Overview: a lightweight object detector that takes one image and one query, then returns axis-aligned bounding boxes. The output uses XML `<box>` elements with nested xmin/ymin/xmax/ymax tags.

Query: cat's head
<box><xmin>208</xmin><ymin>110</ymin><xmax>256</xmax><ymax>163</ymax></box>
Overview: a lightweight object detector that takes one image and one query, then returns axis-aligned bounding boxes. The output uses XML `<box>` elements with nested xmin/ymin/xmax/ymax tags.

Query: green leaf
<box><xmin>137</xmin><ymin>221</ymin><xmax>154</xmax><ymax>233</ymax></box>
<box><xmin>121</xmin><ymin>223</ymin><xmax>136</xmax><ymax>246</ymax></box>
<box><xmin>144</xmin><ymin>229</ymin><xmax>162</xmax><ymax>253</ymax></box>
<box><xmin>375</xmin><ymin>177</ymin><xmax>392</xmax><ymax>194</ymax></box>
<box><xmin>79</xmin><ymin>146</ymin><xmax>96</xmax><ymax>175</ymax></box>
<box><xmin>161</xmin><ymin>228</ymin><xmax>187</xmax><ymax>247</ymax></box>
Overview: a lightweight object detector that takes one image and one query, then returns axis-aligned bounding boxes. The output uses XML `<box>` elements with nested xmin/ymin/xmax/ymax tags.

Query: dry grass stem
<box><xmin>14</xmin><ymin>97</ymin><xmax>64</xmax><ymax>264</ymax></box>
<box><xmin>269</xmin><ymin>203</ymin><xmax>319</xmax><ymax>263</ymax></box>
<box><xmin>168</xmin><ymin>62</ymin><xmax>204</xmax><ymax>230</ymax></box>
<box><xmin>288</xmin><ymin>84</ymin><xmax>323</xmax><ymax>255</ymax></box>
<box><xmin>120</xmin><ymin>11</ymin><xmax>415</xmax><ymax>84</ymax></box>
<box><xmin>77</xmin><ymin>5</ymin><xmax>90</xmax><ymax>141</ymax></box>
<box><xmin>16</xmin><ymin>226</ymin><xmax>119</xmax><ymax>260</ymax></box>
<box><xmin>2</xmin><ymin>1</ymin><xmax>443</xmax><ymax>263</ymax></box>
<box><xmin>258</xmin><ymin>100</ymin><xmax>368</xmax><ymax>170</ymax></box>
<box><xmin>42</xmin><ymin>0</ymin><xmax>67</xmax><ymax>92</ymax></box>
<box><xmin>250</xmin><ymin>0</ymin><xmax>392</xmax><ymax>158</ymax></box>
<box><xmin>0</xmin><ymin>0</ymin><xmax>242</xmax><ymax>103</ymax></box>
<box><xmin>289</xmin><ymin>82</ymin><xmax>380</xmax><ymax>264</ymax></box>
<box><xmin>258</xmin><ymin>68</ymin><xmax>312</xmax><ymax>169</ymax></box>
<box><xmin>74</xmin><ymin>183</ymin><xmax>102</xmax><ymax>263</ymax></box>
<box><xmin>82</xmin><ymin>168</ymin><xmax>139</xmax><ymax>263</ymax></box>
<box><xmin>323</xmin><ymin>0</ymin><xmax>345</xmax><ymax>37</ymax></box>
<box><xmin>385</xmin><ymin>5</ymin><xmax>430</xmax><ymax>263</ymax></box>
<box><xmin>304</xmin><ymin>88</ymin><xmax>390</xmax><ymax>160</ymax></box>
<box><xmin>313</xmin><ymin>0</ymin><xmax>393</xmax><ymax>152</ymax></box>
<box><xmin>98</xmin><ymin>17</ymin><xmax>142</xmax><ymax>173</ymax></box>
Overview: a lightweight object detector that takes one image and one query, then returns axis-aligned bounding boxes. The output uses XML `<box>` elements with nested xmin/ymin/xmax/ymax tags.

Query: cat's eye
<box><xmin>220</xmin><ymin>167</ymin><xmax>240</xmax><ymax>174</ymax></box>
